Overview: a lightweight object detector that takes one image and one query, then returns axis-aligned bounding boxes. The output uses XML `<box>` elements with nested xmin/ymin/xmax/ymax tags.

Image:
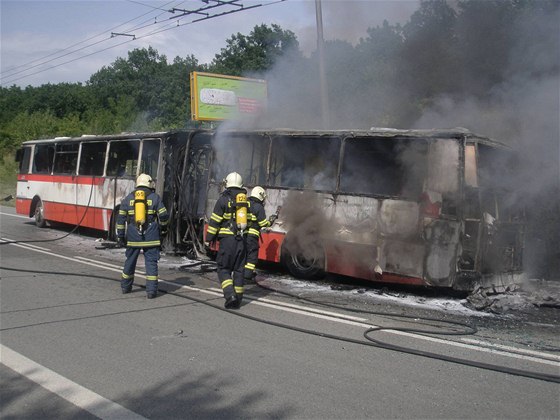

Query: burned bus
<box><xmin>16</xmin><ymin>127</ymin><xmax>525</xmax><ymax>291</ymax></box>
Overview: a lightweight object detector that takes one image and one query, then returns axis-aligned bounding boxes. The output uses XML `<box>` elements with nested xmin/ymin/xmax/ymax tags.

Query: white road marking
<box><xmin>0</xmin><ymin>211</ymin><xmax>29</xmax><ymax>219</ymax></box>
<box><xmin>3</xmin><ymin>237</ymin><xmax>559</xmax><ymax>367</ymax></box>
<box><xmin>74</xmin><ymin>255</ymin><xmax>146</xmax><ymax>275</ymax></box>
<box><xmin>461</xmin><ymin>338</ymin><xmax>560</xmax><ymax>361</ymax></box>
<box><xmin>1</xmin><ymin>344</ymin><xmax>147</xmax><ymax>420</ymax></box>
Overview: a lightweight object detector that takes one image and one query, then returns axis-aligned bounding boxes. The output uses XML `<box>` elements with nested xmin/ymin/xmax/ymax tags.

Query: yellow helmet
<box><xmin>250</xmin><ymin>186</ymin><xmax>267</xmax><ymax>202</ymax></box>
<box><xmin>136</xmin><ymin>173</ymin><xmax>154</xmax><ymax>189</ymax></box>
<box><xmin>224</xmin><ymin>172</ymin><xmax>243</xmax><ymax>188</ymax></box>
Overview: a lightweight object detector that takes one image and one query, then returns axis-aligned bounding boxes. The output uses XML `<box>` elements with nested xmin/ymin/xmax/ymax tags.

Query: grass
<box><xmin>0</xmin><ymin>154</ymin><xmax>17</xmax><ymax>207</ymax></box>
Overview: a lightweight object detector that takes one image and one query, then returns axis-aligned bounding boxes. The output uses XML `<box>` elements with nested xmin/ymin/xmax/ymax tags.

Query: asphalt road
<box><xmin>1</xmin><ymin>206</ymin><xmax>559</xmax><ymax>419</ymax></box>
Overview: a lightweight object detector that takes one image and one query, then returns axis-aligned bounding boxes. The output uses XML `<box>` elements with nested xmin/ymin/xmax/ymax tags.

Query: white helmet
<box><xmin>136</xmin><ymin>173</ymin><xmax>154</xmax><ymax>189</ymax></box>
<box><xmin>224</xmin><ymin>172</ymin><xmax>243</xmax><ymax>188</ymax></box>
<box><xmin>251</xmin><ymin>186</ymin><xmax>267</xmax><ymax>202</ymax></box>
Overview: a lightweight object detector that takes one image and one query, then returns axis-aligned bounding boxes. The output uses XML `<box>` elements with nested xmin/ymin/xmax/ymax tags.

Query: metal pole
<box><xmin>315</xmin><ymin>0</ymin><xmax>330</xmax><ymax>129</ymax></box>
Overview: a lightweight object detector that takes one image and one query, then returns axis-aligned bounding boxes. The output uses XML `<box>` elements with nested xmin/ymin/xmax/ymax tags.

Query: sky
<box><xmin>0</xmin><ymin>0</ymin><xmax>420</xmax><ymax>87</ymax></box>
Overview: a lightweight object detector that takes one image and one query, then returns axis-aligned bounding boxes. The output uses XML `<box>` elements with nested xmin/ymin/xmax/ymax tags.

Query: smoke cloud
<box><xmin>220</xmin><ymin>1</ymin><xmax>560</xmax><ymax>279</ymax></box>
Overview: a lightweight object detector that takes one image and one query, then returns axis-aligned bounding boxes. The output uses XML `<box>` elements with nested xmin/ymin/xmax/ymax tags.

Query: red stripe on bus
<box><xmin>17</xmin><ymin>174</ymin><xmax>106</xmax><ymax>185</ymax></box>
<box><xmin>259</xmin><ymin>231</ymin><xmax>284</xmax><ymax>263</ymax></box>
<box><xmin>16</xmin><ymin>198</ymin><xmax>32</xmax><ymax>216</ymax></box>
<box><xmin>29</xmin><ymin>201</ymin><xmax>111</xmax><ymax>231</ymax></box>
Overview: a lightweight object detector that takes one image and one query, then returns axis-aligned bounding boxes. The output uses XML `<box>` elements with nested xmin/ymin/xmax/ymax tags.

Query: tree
<box><xmin>210</xmin><ymin>24</ymin><xmax>300</xmax><ymax>77</ymax></box>
<box><xmin>400</xmin><ymin>0</ymin><xmax>459</xmax><ymax>104</ymax></box>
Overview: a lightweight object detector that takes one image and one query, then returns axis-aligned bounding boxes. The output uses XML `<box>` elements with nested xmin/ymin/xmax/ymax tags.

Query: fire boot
<box><xmin>224</xmin><ymin>295</ymin><xmax>239</xmax><ymax>309</ymax></box>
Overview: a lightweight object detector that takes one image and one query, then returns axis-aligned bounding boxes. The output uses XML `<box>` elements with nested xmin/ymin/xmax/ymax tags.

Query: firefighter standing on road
<box><xmin>116</xmin><ymin>173</ymin><xmax>168</xmax><ymax>299</ymax></box>
<box><xmin>244</xmin><ymin>186</ymin><xmax>276</xmax><ymax>282</ymax></box>
<box><xmin>205</xmin><ymin>172</ymin><xmax>248</xmax><ymax>309</ymax></box>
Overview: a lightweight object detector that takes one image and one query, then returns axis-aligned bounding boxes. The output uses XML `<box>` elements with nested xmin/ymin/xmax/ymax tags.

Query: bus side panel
<box><xmin>423</xmin><ymin>219</ymin><xmax>461</xmax><ymax>287</ymax></box>
<box><xmin>16</xmin><ymin>175</ymin><xmax>32</xmax><ymax>216</ymax></box>
<box><xmin>19</xmin><ymin>174</ymin><xmax>133</xmax><ymax>232</ymax></box>
<box><xmin>377</xmin><ymin>200</ymin><xmax>425</xmax><ymax>279</ymax></box>
<box><xmin>16</xmin><ymin>198</ymin><xmax>32</xmax><ymax>216</ymax></box>
<box><xmin>258</xmin><ymin>231</ymin><xmax>284</xmax><ymax>263</ymax></box>
<box><xmin>327</xmin><ymin>195</ymin><xmax>426</xmax><ymax>283</ymax></box>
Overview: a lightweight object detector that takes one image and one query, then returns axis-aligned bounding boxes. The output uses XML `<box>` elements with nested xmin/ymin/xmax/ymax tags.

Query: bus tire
<box><xmin>281</xmin><ymin>240</ymin><xmax>325</xmax><ymax>280</ymax></box>
<box><xmin>108</xmin><ymin>207</ymin><xmax>119</xmax><ymax>241</ymax></box>
<box><xmin>33</xmin><ymin>198</ymin><xmax>47</xmax><ymax>228</ymax></box>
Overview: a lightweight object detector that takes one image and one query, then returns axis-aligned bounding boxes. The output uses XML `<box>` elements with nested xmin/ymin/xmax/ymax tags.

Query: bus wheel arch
<box><xmin>31</xmin><ymin>196</ymin><xmax>47</xmax><ymax>228</ymax></box>
<box><xmin>280</xmin><ymin>234</ymin><xmax>326</xmax><ymax>280</ymax></box>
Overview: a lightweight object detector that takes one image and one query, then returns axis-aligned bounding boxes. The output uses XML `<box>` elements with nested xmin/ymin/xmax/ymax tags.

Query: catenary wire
<box><xmin>1</xmin><ymin>0</ymin><xmax>181</xmax><ymax>80</ymax></box>
<box><xmin>1</xmin><ymin>0</ymin><xmax>285</xmax><ymax>86</ymax></box>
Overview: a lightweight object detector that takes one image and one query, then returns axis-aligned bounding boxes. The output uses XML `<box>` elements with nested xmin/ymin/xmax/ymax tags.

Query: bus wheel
<box><xmin>34</xmin><ymin>199</ymin><xmax>47</xmax><ymax>228</ymax></box>
<box><xmin>108</xmin><ymin>208</ymin><xmax>119</xmax><ymax>241</ymax></box>
<box><xmin>281</xmin><ymin>241</ymin><xmax>325</xmax><ymax>280</ymax></box>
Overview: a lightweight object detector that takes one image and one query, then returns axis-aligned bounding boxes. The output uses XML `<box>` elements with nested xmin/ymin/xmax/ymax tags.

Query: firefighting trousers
<box><xmin>244</xmin><ymin>235</ymin><xmax>260</xmax><ymax>281</ymax></box>
<box><xmin>121</xmin><ymin>246</ymin><xmax>160</xmax><ymax>294</ymax></box>
<box><xmin>216</xmin><ymin>235</ymin><xmax>246</xmax><ymax>302</ymax></box>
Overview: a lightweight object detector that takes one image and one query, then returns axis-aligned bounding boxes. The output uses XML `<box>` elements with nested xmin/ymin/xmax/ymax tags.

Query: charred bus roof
<box><xmin>215</xmin><ymin>127</ymin><xmax>510</xmax><ymax>149</ymax></box>
<box><xmin>20</xmin><ymin>127</ymin><xmax>510</xmax><ymax>150</ymax></box>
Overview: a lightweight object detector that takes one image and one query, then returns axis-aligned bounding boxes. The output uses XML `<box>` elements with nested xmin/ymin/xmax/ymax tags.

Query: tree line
<box><xmin>2</xmin><ymin>1</ymin><xmax>557</xmax><ymax>151</ymax></box>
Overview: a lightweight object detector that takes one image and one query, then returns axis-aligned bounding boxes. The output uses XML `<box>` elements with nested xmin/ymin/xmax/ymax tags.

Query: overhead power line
<box><xmin>0</xmin><ymin>0</ymin><xmax>286</xmax><ymax>87</ymax></box>
<box><xmin>1</xmin><ymin>0</ymin><xmax>181</xmax><ymax>79</ymax></box>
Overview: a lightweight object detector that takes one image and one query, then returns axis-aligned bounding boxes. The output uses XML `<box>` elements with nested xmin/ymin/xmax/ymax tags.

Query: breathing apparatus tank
<box><xmin>134</xmin><ymin>189</ymin><xmax>147</xmax><ymax>233</ymax></box>
<box><xmin>235</xmin><ymin>192</ymin><xmax>248</xmax><ymax>233</ymax></box>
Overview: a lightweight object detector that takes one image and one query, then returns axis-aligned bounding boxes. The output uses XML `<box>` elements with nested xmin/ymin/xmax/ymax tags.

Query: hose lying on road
<box><xmin>1</xmin><ymin>263</ymin><xmax>558</xmax><ymax>384</ymax></box>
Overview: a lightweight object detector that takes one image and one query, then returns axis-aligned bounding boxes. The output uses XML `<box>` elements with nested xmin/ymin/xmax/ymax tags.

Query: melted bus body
<box><xmin>15</xmin><ymin>128</ymin><xmax>525</xmax><ymax>291</ymax></box>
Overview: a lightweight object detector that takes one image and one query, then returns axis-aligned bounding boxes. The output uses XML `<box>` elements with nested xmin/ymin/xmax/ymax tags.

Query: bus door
<box><xmin>461</xmin><ymin>143</ymin><xmax>524</xmax><ymax>289</ymax></box>
<box><xmin>77</xmin><ymin>141</ymin><xmax>108</xmax><ymax>229</ymax></box>
<box><xmin>106</xmin><ymin>139</ymin><xmax>140</xmax><ymax>231</ymax></box>
<box><xmin>421</xmin><ymin>139</ymin><xmax>462</xmax><ymax>288</ymax></box>
<box><xmin>174</xmin><ymin>132</ymin><xmax>213</xmax><ymax>251</ymax></box>
<box><xmin>52</xmin><ymin>142</ymin><xmax>80</xmax><ymax>224</ymax></box>
<box><xmin>15</xmin><ymin>146</ymin><xmax>33</xmax><ymax>215</ymax></box>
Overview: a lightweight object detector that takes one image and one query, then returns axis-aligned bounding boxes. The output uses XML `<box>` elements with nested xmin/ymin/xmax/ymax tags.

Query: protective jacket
<box><xmin>206</xmin><ymin>186</ymin><xmax>247</xmax><ymax>242</ymax></box>
<box><xmin>247</xmin><ymin>197</ymin><xmax>271</xmax><ymax>238</ymax></box>
<box><xmin>116</xmin><ymin>186</ymin><xmax>169</xmax><ymax>248</ymax></box>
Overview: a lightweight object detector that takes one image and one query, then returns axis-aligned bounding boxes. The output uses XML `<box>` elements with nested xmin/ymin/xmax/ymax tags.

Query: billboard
<box><xmin>190</xmin><ymin>71</ymin><xmax>268</xmax><ymax>121</ymax></box>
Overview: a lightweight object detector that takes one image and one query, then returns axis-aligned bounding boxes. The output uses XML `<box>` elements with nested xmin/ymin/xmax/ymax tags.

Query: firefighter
<box><xmin>244</xmin><ymin>186</ymin><xmax>277</xmax><ymax>282</ymax></box>
<box><xmin>116</xmin><ymin>173</ymin><xmax>168</xmax><ymax>299</ymax></box>
<box><xmin>205</xmin><ymin>172</ymin><xmax>248</xmax><ymax>309</ymax></box>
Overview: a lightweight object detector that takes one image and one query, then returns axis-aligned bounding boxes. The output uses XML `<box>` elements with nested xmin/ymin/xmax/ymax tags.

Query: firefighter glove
<box><xmin>268</xmin><ymin>214</ymin><xmax>278</xmax><ymax>224</ymax></box>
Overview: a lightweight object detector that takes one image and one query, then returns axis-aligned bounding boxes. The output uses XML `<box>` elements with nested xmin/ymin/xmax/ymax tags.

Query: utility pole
<box><xmin>315</xmin><ymin>0</ymin><xmax>330</xmax><ymax>129</ymax></box>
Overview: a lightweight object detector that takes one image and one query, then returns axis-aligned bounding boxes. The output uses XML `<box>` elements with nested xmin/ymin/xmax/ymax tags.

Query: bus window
<box><xmin>139</xmin><ymin>139</ymin><xmax>161</xmax><ymax>179</ymax></box>
<box><xmin>340</xmin><ymin>137</ymin><xmax>428</xmax><ymax>198</ymax></box>
<box><xmin>17</xmin><ymin>147</ymin><xmax>32</xmax><ymax>174</ymax></box>
<box><xmin>426</xmin><ymin>140</ymin><xmax>459</xmax><ymax>215</ymax></box>
<box><xmin>33</xmin><ymin>144</ymin><xmax>55</xmax><ymax>174</ymax></box>
<box><xmin>107</xmin><ymin>140</ymin><xmax>139</xmax><ymax>177</ymax></box>
<box><xmin>53</xmin><ymin>143</ymin><xmax>79</xmax><ymax>174</ymax></box>
<box><xmin>270</xmin><ymin>136</ymin><xmax>339</xmax><ymax>191</ymax></box>
<box><xmin>464</xmin><ymin>144</ymin><xmax>478</xmax><ymax>187</ymax></box>
<box><xmin>478</xmin><ymin>144</ymin><xmax>521</xmax><ymax>221</ymax></box>
<box><xmin>212</xmin><ymin>133</ymin><xmax>269</xmax><ymax>186</ymax></box>
<box><xmin>79</xmin><ymin>142</ymin><xmax>107</xmax><ymax>176</ymax></box>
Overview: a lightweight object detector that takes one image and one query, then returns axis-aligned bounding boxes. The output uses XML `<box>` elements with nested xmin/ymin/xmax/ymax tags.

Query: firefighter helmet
<box><xmin>136</xmin><ymin>173</ymin><xmax>154</xmax><ymax>189</ymax></box>
<box><xmin>224</xmin><ymin>172</ymin><xmax>243</xmax><ymax>188</ymax></box>
<box><xmin>250</xmin><ymin>186</ymin><xmax>267</xmax><ymax>202</ymax></box>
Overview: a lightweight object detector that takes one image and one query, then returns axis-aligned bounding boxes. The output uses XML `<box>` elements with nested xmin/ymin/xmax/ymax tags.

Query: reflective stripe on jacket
<box><xmin>247</xmin><ymin>197</ymin><xmax>270</xmax><ymax>237</ymax></box>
